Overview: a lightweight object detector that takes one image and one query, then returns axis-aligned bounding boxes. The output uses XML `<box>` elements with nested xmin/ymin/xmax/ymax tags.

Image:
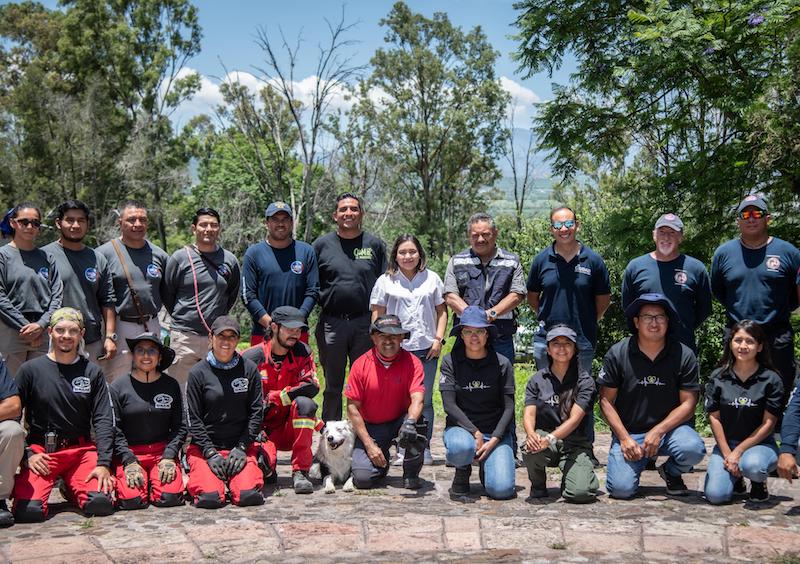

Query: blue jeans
<box><xmin>704</xmin><ymin>441</ymin><xmax>778</xmax><ymax>505</ymax></box>
<box><xmin>606</xmin><ymin>424</ymin><xmax>706</xmax><ymax>499</ymax></box>
<box><xmin>409</xmin><ymin>348</ymin><xmax>438</xmax><ymax>442</ymax></box>
<box><xmin>443</xmin><ymin>426</ymin><xmax>516</xmax><ymax>499</ymax></box>
<box><xmin>493</xmin><ymin>335</ymin><xmax>514</xmax><ymax>363</ymax></box>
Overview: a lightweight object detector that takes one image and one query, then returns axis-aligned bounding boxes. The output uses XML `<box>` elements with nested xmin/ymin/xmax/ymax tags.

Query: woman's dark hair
<box><xmin>545</xmin><ymin>323</ymin><xmax>581</xmax><ymax>420</ymax></box>
<box><xmin>719</xmin><ymin>319</ymin><xmax>774</xmax><ymax>372</ymax></box>
<box><xmin>6</xmin><ymin>202</ymin><xmax>42</xmax><ymax>238</ymax></box>
<box><xmin>387</xmin><ymin>234</ymin><xmax>427</xmax><ymax>275</ymax></box>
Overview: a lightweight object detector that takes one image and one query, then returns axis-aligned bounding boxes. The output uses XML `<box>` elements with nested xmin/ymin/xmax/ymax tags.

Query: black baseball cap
<box><xmin>271</xmin><ymin>306</ymin><xmax>308</xmax><ymax>330</ymax></box>
<box><xmin>211</xmin><ymin>315</ymin><xmax>240</xmax><ymax>336</ymax></box>
<box><xmin>370</xmin><ymin>314</ymin><xmax>410</xmax><ymax>337</ymax></box>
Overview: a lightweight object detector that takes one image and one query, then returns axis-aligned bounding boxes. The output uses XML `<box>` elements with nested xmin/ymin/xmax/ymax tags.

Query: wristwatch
<box><xmin>488</xmin><ymin>309</ymin><xmax>498</xmax><ymax>320</ymax></box>
<box><xmin>545</xmin><ymin>433</ymin><xmax>558</xmax><ymax>447</ymax></box>
<box><xmin>106</xmin><ymin>333</ymin><xmax>118</xmax><ymax>342</ymax></box>
<box><xmin>438</xmin><ymin>337</ymin><xmax>446</xmax><ymax>345</ymax></box>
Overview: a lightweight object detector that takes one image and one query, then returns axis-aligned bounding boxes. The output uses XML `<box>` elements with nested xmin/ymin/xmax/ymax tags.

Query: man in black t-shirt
<box><xmin>598</xmin><ymin>293</ymin><xmax>706</xmax><ymax>499</ymax></box>
<box><xmin>313</xmin><ymin>193</ymin><xmax>386</xmax><ymax>422</ymax></box>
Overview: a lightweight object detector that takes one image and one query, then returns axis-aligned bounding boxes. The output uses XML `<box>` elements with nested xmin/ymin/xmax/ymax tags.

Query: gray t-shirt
<box><xmin>163</xmin><ymin>245</ymin><xmax>241</xmax><ymax>334</ymax></box>
<box><xmin>0</xmin><ymin>243</ymin><xmax>63</xmax><ymax>330</ymax></box>
<box><xmin>43</xmin><ymin>242</ymin><xmax>115</xmax><ymax>344</ymax></box>
<box><xmin>96</xmin><ymin>238</ymin><xmax>169</xmax><ymax>319</ymax></box>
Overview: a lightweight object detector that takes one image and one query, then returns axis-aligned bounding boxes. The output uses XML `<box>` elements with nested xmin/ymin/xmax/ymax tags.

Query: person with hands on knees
<box><xmin>522</xmin><ymin>324</ymin><xmax>599</xmax><ymax>503</ymax></box>
<box><xmin>345</xmin><ymin>315</ymin><xmax>427</xmax><ymax>490</ymax></box>
<box><xmin>703</xmin><ymin>320</ymin><xmax>784</xmax><ymax>504</ymax></box>
<box><xmin>12</xmin><ymin>308</ymin><xmax>115</xmax><ymax>522</ymax></box>
<box><xmin>778</xmin><ymin>381</ymin><xmax>800</xmax><ymax>483</ymax></box>
<box><xmin>110</xmin><ymin>333</ymin><xmax>187</xmax><ymax>509</ymax></box>
<box><xmin>598</xmin><ymin>293</ymin><xmax>706</xmax><ymax>499</ymax></box>
<box><xmin>185</xmin><ymin>316</ymin><xmax>264</xmax><ymax>508</ymax></box>
<box><xmin>440</xmin><ymin>306</ymin><xmax>516</xmax><ymax>500</ymax></box>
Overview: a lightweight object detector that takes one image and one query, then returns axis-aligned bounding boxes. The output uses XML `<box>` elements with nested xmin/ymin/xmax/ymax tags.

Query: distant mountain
<box><xmin>485</xmin><ymin>175</ymin><xmax>554</xmax><ymax>217</ymax></box>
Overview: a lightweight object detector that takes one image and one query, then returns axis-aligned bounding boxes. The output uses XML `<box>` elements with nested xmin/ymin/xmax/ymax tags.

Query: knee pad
<box><xmin>236</xmin><ymin>488</ymin><xmax>264</xmax><ymax>507</ymax></box>
<box><xmin>117</xmin><ymin>496</ymin><xmax>148</xmax><ymax>511</ymax></box>
<box><xmin>293</xmin><ymin>396</ymin><xmax>318</xmax><ymax>417</ymax></box>
<box><xmin>153</xmin><ymin>492</ymin><xmax>184</xmax><ymax>508</ymax></box>
<box><xmin>13</xmin><ymin>499</ymin><xmax>45</xmax><ymax>523</ymax></box>
<box><xmin>194</xmin><ymin>491</ymin><xmax>225</xmax><ymax>509</ymax></box>
<box><xmin>83</xmin><ymin>492</ymin><xmax>115</xmax><ymax>516</ymax></box>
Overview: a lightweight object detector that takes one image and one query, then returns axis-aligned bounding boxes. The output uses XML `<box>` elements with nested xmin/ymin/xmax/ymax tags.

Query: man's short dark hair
<box><xmin>334</xmin><ymin>192</ymin><xmax>362</xmax><ymax>212</ymax></box>
<box><xmin>466</xmin><ymin>212</ymin><xmax>496</xmax><ymax>234</ymax></box>
<box><xmin>192</xmin><ymin>207</ymin><xmax>221</xmax><ymax>225</ymax></box>
<box><xmin>56</xmin><ymin>200</ymin><xmax>91</xmax><ymax>221</ymax></box>
<box><xmin>118</xmin><ymin>200</ymin><xmax>148</xmax><ymax>215</ymax></box>
<box><xmin>550</xmin><ymin>205</ymin><xmax>577</xmax><ymax>222</ymax></box>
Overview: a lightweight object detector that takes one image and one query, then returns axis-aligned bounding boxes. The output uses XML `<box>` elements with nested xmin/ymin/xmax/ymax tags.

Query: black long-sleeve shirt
<box><xmin>110</xmin><ymin>373</ymin><xmax>187</xmax><ymax>465</ymax></box>
<box><xmin>15</xmin><ymin>355</ymin><xmax>114</xmax><ymax>466</ymax></box>
<box><xmin>186</xmin><ymin>357</ymin><xmax>263</xmax><ymax>453</ymax></box>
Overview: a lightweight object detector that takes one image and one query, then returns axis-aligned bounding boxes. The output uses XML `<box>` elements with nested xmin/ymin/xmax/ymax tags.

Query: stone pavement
<box><xmin>2</xmin><ymin>432</ymin><xmax>800</xmax><ymax>563</ymax></box>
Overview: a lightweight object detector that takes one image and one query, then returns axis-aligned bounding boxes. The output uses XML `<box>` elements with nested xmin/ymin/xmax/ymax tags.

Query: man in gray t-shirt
<box><xmin>96</xmin><ymin>201</ymin><xmax>169</xmax><ymax>381</ymax></box>
<box><xmin>43</xmin><ymin>200</ymin><xmax>117</xmax><ymax>370</ymax></box>
<box><xmin>163</xmin><ymin>207</ymin><xmax>240</xmax><ymax>389</ymax></box>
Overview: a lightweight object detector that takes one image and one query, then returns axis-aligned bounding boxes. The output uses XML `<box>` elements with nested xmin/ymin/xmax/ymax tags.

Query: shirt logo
<box><xmin>464</xmin><ymin>380</ymin><xmax>490</xmax><ymax>392</ymax></box>
<box><xmin>231</xmin><ymin>377</ymin><xmax>249</xmax><ymax>393</ymax></box>
<box><xmin>545</xmin><ymin>395</ymin><xmax>559</xmax><ymax>408</ymax></box>
<box><xmin>353</xmin><ymin>248</ymin><xmax>373</xmax><ymax>260</ymax></box>
<box><xmin>84</xmin><ymin>267</ymin><xmax>98</xmax><ymax>283</ymax></box>
<box><xmin>37</xmin><ymin>267</ymin><xmax>49</xmax><ymax>280</ymax></box>
<box><xmin>574</xmin><ymin>265</ymin><xmax>591</xmax><ymax>276</ymax></box>
<box><xmin>674</xmin><ymin>269</ymin><xmax>688</xmax><ymax>286</ymax></box>
<box><xmin>72</xmin><ymin>377</ymin><xmax>91</xmax><ymax>393</ymax></box>
<box><xmin>153</xmin><ymin>393</ymin><xmax>173</xmax><ymax>409</ymax></box>
<box><xmin>729</xmin><ymin>396</ymin><xmax>755</xmax><ymax>409</ymax></box>
<box><xmin>217</xmin><ymin>264</ymin><xmax>231</xmax><ymax>278</ymax></box>
<box><xmin>765</xmin><ymin>255</ymin><xmax>781</xmax><ymax>272</ymax></box>
<box><xmin>146</xmin><ymin>263</ymin><xmax>162</xmax><ymax>279</ymax></box>
<box><xmin>290</xmin><ymin>260</ymin><xmax>304</xmax><ymax>274</ymax></box>
<box><xmin>638</xmin><ymin>375</ymin><xmax>666</xmax><ymax>387</ymax></box>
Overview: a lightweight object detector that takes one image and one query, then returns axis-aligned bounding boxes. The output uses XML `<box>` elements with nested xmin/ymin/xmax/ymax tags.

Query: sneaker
<box><xmin>749</xmin><ymin>481</ymin><xmax>769</xmax><ymax>502</ymax></box>
<box><xmin>658</xmin><ymin>464</ymin><xmax>688</xmax><ymax>496</ymax></box>
<box><xmin>733</xmin><ymin>476</ymin><xmax>747</xmax><ymax>495</ymax></box>
<box><xmin>528</xmin><ymin>487</ymin><xmax>548</xmax><ymax>499</ymax></box>
<box><xmin>292</xmin><ymin>470</ymin><xmax>313</xmax><ymax>494</ymax></box>
<box><xmin>423</xmin><ymin>448</ymin><xmax>434</xmax><ymax>466</ymax></box>
<box><xmin>450</xmin><ymin>466</ymin><xmax>471</xmax><ymax>495</ymax></box>
<box><xmin>0</xmin><ymin>500</ymin><xmax>13</xmax><ymax>528</ymax></box>
<box><xmin>403</xmin><ymin>475</ymin><xmax>421</xmax><ymax>490</ymax></box>
<box><xmin>392</xmin><ymin>447</ymin><xmax>405</xmax><ymax>466</ymax></box>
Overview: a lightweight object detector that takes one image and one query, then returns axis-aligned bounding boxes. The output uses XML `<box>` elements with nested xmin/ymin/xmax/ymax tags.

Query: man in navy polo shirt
<box><xmin>622</xmin><ymin>213</ymin><xmax>711</xmax><ymax>352</ymax></box>
<box><xmin>711</xmin><ymin>194</ymin><xmax>800</xmax><ymax>407</ymax></box>
<box><xmin>598</xmin><ymin>293</ymin><xmax>706</xmax><ymax>499</ymax></box>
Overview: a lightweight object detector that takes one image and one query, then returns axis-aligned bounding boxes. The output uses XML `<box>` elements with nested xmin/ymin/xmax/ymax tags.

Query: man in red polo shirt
<box><xmin>345</xmin><ymin>315</ymin><xmax>426</xmax><ymax>490</ymax></box>
<box><xmin>243</xmin><ymin>306</ymin><xmax>322</xmax><ymax>494</ymax></box>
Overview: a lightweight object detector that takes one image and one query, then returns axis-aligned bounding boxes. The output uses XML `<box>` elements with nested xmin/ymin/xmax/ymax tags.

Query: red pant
<box><xmin>13</xmin><ymin>442</ymin><xmax>103</xmax><ymax>518</ymax></box>
<box><xmin>114</xmin><ymin>442</ymin><xmax>184</xmax><ymax>507</ymax></box>
<box><xmin>260</xmin><ymin>403</ymin><xmax>321</xmax><ymax>472</ymax></box>
<box><xmin>186</xmin><ymin>444</ymin><xmax>263</xmax><ymax>506</ymax></box>
<box><xmin>250</xmin><ymin>331</ymin><xmax>309</xmax><ymax>346</ymax></box>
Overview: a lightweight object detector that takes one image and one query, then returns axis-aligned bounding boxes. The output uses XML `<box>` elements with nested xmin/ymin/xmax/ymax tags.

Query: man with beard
<box><xmin>163</xmin><ymin>208</ymin><xmax>240</xmax><ymax>388</ymax></box>
<box><xmin>242</xmin><ymin>202</ymin><xmax>318</xmax><ymax>345</ymax></box>
<box><xmin>12</xmin><ymin>308</ymin><xmax>115</xmax><ymax>521</ymax></box>
<box><xmin>243</xmin><ymin>306</ymin><xmax>322</xmax><ymax>494</ymax></box>
<box><xmin>43</xmin><ymin>200</ymin><xmax>118</xmax><ymax>371</ymax></box>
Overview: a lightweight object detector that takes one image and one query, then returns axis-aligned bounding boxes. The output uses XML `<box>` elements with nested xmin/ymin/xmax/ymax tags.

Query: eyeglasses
<box><xmin>738</xmin><ymin>210</ymin><xmax>766</xmax><ymax>220</ymax></box>
<box><xmin>15</xmin><ymin>218</ymin><xmax>41</xmax><ymax>228</ymax></box>
<box><xmin>461</xmin><ymin>328</ymin><xmax>487</xmax><ymax>337</ymax></box>
<box><xmin>551</xmin><ymin>219</ymin><xmax>576</xmax><ymax>230</ymax></box>
<box><xmin>638</xmin><ymin>314</ymin><xmax>668</xmax><ymax>325</ymax></box>
<box><xmin>548</xmin><ymin>341</ymin><xmax>575</xmax><ymax>349</ymax></box>
<box><xmin>134</xmin><ymin>346</ymin><xmax>160</xmax><ymax>356</ymax></box>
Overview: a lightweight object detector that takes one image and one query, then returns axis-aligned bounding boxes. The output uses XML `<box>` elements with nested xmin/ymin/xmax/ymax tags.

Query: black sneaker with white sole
<box><xmin>657</xmin><ymin>464</ymin><xmax>688</xmax><ymax>496</ymax></box>
<box><xmin>733</xmin><ymin>476</ymin><xmax>747</xmax><ymax>495</ymax></box>
<box><xmin>749</xmin><ymin>481</ymin><xmax>769</xmax><ymax>502</ymax></box>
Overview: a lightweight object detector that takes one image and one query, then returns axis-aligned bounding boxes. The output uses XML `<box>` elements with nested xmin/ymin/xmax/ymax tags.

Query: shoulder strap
<box><xmin>110</xmin><ymin>238</ymin><xmax>150</xmax><ymax>331</ymax></box>
<box><xmin>184</xmin><ymin>246</ymin><xmax>212</xmax><ymax>336</ymax></box>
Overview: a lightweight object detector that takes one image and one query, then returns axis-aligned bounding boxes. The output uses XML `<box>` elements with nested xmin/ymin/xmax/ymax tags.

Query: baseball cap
<box><xmin>265</xmin><ymin>201</ymin><xmax>293</xmax><ymax>218</ymax></box>
<box><xmin>370</xmin><ymin>314</ymin><xmax>411</xmax><ymax>337</ymax></box>
<box><xmin>271</xmin><ymin>306</ymin><xmax>308</xmax><ymax>330</ymax></box>
<box><xmin>211</xmin><ymin>315</ymin><xmax>240</xmax><ymax>336</ymax></box>
<box><xmin>654</xmin><ymin>213</ymin><xmax>684</xmax><ymax>232</ymax></box>
<box><xmin>546</xmin><ymin>325</ymin><xmax>577</xmax><ymax>343</ymax></box>
<box><xmin>736</xmin><ymin>194</ymin><xmax>768</xmax><ymax>214</ymax></box>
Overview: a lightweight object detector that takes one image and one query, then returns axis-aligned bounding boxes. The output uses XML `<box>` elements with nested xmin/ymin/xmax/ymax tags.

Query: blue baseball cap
<box><xmin>265</xmin><ymin>201</ymin><xmax>293</xmax><ymax>218</ymax></box>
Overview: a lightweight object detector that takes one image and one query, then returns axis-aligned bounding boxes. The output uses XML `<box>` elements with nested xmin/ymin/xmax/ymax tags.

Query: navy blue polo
<box><xmin>711</xmin><ymin>237</ymin><xmax>800</xmax><ymax>326</ymax></box>
<box><xmin>526</xmin><ymin>243</ymin><xmax>611</xmax><ymax>347</ymax></box>
<box><xmin>622</xmin><ymin>253</ymin><xmax>712</xmax><ymax>351</ymax></box>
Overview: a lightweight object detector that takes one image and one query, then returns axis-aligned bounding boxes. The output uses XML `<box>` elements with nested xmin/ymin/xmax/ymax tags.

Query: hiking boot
<box><xmin>733</xmin><ymin>476</ymin><xmax>747</xmax><ymax>495</ymax></box>
<box><xmin>450</xmin><ymin>466</ymin><xmax>471</xmax><ymax>495</ymax></box>
<box><xmin>658</xmin><ymin>464</ymin><xmax>688</xmax><ymax>496</ymax></box>
<box><xmin>0</xmin><ymin>500</ymin><xmax>13</xmax><ymax>528</ymax></box>
<box><xmin>292</xmin><ymin>471</ymin><xmax>313</xmax><ymax>494</ymax></box>
<box><xmin>528</xmin><ymin>486</ymin><xmax>548</xmax><ymax>499</ymax></box>
<box><xmin>749</xmin><ymin>481</ymin><xmax>769</xmax><ymax>502</ymax></box>
<box><xmin>645</xmin><ymin>458</ymin><xmax>657</xmax><ymax>471</ymax></box>
<box><xmin>423</xmin><ymin>448</ymin><xmax>434</xmax><ymax>466</ymax></box>
<box><xmin>403</xmin><ymin>475</ymin><xmax>421</xmax><ymax>490</ymax></box>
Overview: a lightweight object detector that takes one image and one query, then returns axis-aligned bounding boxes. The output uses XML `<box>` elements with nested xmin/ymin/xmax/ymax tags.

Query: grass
<box><xmin>79</xmin><ymin>518</ymin><xmax>94</xmax><ymax>530</ymax></box>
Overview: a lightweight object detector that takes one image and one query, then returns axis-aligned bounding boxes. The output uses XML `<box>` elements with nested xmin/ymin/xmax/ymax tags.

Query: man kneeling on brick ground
<box><xmin>345</xmin><ymin>314</ymin><xmax>427</xmax><ymax>490</ymax></box>
<box><xmin>243</xmin><ymin>306</ymin><xmax>323</xmax><ymax>494</ymax></box>
<box><xmin>12</xmin><ymin>308</ymin><xmax>115</xmax><ymax>521</ymax></box>
<box><xmin>598</xmin><ymin>293</ymin><xmax>706</xmax><ymax>499</ymax></box>
<box><xmin>186</xmin><ymin>315</ymin><xmax>264</xmax><ymax>508</ymax></box>
<box><xmin>110</xmin><ymin>333</ymin><xmax>187</xmax><ymax>509</ymax></box>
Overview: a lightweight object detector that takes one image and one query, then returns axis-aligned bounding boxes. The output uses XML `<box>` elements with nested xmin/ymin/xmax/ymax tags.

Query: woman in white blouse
<box><xmin>370</xmin><ymin>234</ymin><xmax>447</xmax><ymax>464</ymax></box>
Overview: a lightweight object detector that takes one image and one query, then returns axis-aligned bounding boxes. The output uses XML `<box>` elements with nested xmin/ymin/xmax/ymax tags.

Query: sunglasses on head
<box><xmin>551</xmin><ymin>219</ymin><xmax>576</xmax><ymax>230</ymax></box>
<box><xmin>15</xmin><ymin>218</ymin><xmax>42</xmax><ymax>228</ymax></box>
<box><xmin>738</xmin><ymin>210</ymin><xmax>766</xmax><ymax>220</ymax></box>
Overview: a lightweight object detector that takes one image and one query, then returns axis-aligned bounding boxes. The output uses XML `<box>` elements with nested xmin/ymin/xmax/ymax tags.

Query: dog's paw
<box><xmin>342</xmin><ymin>476</ymin><xmax>355</xmax><ymax>492</ymax></box>
<box><xmin>323</xmin><ymin>475</ymin><xmax>336</xmax><ymax>494</ymax></box>
<box><xmin>308</xmin><ymin>462</ymin><xmax>322</xmax><ymax>481</ymax></box>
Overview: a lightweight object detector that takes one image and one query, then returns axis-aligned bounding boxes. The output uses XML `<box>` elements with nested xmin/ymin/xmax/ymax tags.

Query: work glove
<box><xmin>226</xmin><ymin>446</ymin><xmax>248</xmax><ymax>477</ymax></box>
<box><xmin>157</xmin><ymin>458</ymin><xmax>178</xmax><ymax>484</ymax></box>
<box><xmin>398</xmin><ymin>419</ymin><xmax>418</xmax><ymax>445</ymax></box>
<box><xmin>206</xmin><ymin>451</ymin><xmax>228</xmax><ymax>481</ymax></box>
<box><xmin>124</xmin><ymin>461</ymin><xmax>146</xmax><ymax>489</ymax></box>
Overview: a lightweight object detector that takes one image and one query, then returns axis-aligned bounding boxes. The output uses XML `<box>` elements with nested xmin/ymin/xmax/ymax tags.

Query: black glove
<box><xmin>398</xmin><ymin>419</ymin><xmax>417</xmax><ymax>445</ymax></box>
<box><xmin>397</xmin><ymin>419</ymin><xmax>427</xmax><ymax>459</ymax></box>
<box><xmin>226</xmin><ymin>446</ymin><xmax>247</xmax><ymax>477</ymax></box>
<box><xmin>206</xmin><ymin>451</ymin><xmax>227</xmax><ymax>480</ymax></box>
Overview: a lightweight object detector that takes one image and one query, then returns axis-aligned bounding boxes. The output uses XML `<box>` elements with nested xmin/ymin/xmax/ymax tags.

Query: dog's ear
<box><xmin>345</xmin><ymin>420</ymin><xmax>353</xmax><ymax>431</ymax></box>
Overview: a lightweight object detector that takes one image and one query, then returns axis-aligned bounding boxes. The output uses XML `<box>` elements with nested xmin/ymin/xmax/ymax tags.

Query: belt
<box><xmin>29</xmin><ymin>435</ymin><xmax>90</xmax><ymax>451</ymax></box>
<box><xmin>120</xmin><ymin>314</ymin><xmax>153</xmax><ymax>323</ymax></box>
<box><xmin>324</xmin><ymin>311</ymin><xmax>368</xmax><ymax>321</ymax></box>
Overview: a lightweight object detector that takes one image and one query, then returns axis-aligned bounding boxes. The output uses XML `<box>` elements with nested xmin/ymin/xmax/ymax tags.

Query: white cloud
<box><xmin>499</xmin><ymin>76</ymin><xmax>541</xmax><ymax>125</ymax></box>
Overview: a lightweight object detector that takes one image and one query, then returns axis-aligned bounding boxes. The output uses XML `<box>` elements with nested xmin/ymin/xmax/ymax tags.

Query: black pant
<box><xmin>351</xmin><ymin>417</ymin><xmax>427</xmax><ymax>489</ymax></box>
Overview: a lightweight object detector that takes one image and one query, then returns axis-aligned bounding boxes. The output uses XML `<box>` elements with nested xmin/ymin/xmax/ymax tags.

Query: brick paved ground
<box><xmin>2</xmin><ymin>432</ymin><xmax>799</xmax><ymax>563</ymax></box>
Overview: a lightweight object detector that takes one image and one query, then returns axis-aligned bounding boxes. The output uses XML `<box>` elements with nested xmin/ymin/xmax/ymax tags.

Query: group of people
<box><xmin>0</xmin><ymin>191</ymin><xmax>798</xmax><ymax>527</ymax></box>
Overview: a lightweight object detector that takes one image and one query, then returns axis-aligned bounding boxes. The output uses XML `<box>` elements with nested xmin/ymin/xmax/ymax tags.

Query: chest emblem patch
<box><xmin>574</xmin><ymin>265</ymin><xmax>591</xmax><ymax>276</ymax></box>
<box><xmin>545</xmin><ymin>395</ymin><xmax>559</xmax><ymax>408</ymax></box>
<box><xmin>354</xmin><ymin>248</ymin><xmax>373</xmax><ymax>260</ymax></box>
<box><xmin>638</xmin><ymin>375</ymin><xmax>666</xmax><ymax>387</ymax></box>
<box><xmin>674</xmin><ymin>269</ymin><xmax>688</xmax><ymax>285</ymax></box>
<box><xmin>84</xmin><ymin>267</ymin><xmax>98</xmax><ymax>283</ymax></box>
<box><xmin>729</xmin><ymin>396</ymin><xmax>755</xmax><ymax>409</ymax></box>
<box><xmin>765</xmin><ymin>255</ymin><xmax>781</xmax><ymax>272</ymax></box>
<box><xmin>464</xmin><ymin>380</ymin><xmax>490</xmax><ymax>392</ymax></box>
<box><xmin>72</xmin><ymin>377</ymin><xmax>91</xmax><ymax>393</ymax></box>
<box><xmin>217</xmin><ymin>263</ymin><xmax>231</xmax><ymax>278</ymax></box>
<box><xmin>153</xmin><ymin>393</ymin><xmax>173</xmax><ymax>409</ymax></box>
<box><xmin>231</xmin><ymin>377</ymin><xmax>249</xmax><ymax>393</ymax></box>
<box><xmin>146</xmin><ymin>263</ymin><xmax>162</xmax><ymax>279</ymax></box>
<box><xmin>37</xmin><ymin>267</ymin><xmax>49</xmax><ymax>280</ymax></box>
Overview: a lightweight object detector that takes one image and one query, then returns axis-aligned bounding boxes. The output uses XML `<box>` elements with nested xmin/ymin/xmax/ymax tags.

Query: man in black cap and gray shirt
<box><xmin>163</xmin><ymin>207</ymin><xmax>240</xmax><ymax>389</ymax></box>
<box><xmin>97</xmin><ymin>201</ymin><xmax>169</xmax><ymax>381</ymax></box>
<box><xmin>314</xmin><ymin>193</ymin><xmax>386</xmax><ymax>421</ymax></box>
<box><xmin>43</xmin><ymin>200</ymin><xmax>118</xmax><ymax>372</ymax></box>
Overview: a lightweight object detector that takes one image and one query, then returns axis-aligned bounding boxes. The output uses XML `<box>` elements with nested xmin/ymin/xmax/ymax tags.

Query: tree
<box><xmin>503</xmin><ymin>104</ymin><xmax>538</xmax><ymax>229</ymax></box>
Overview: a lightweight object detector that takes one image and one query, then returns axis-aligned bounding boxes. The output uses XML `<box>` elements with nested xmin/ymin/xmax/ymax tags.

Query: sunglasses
<box><xmin>15</xmin><ymin>218</ymin><xmax>42</xmax><ymax>228</ymax></box>
<box><xmin>738</xmin><ymin>210</ymin><xmax>766</xmax><ymax>220</ymax></box>
<box><xmin>551</xmin><ymin>219</ymin><xmax>576</xmax><ymax>230</ymax></box>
